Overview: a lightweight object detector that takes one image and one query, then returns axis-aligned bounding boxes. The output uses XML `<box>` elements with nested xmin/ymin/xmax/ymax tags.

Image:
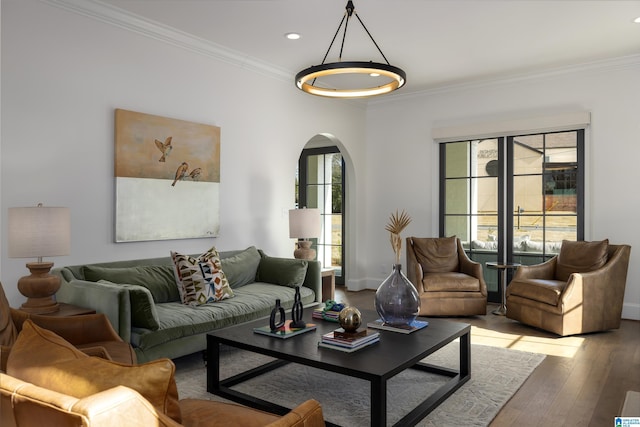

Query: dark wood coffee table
<box><xmin>206</xmin><ymin>309</ymin><xmax>470</xmax><ymax>427</ymax></box>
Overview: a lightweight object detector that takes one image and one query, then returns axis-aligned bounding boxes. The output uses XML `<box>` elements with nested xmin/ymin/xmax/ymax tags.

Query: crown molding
<box><xmin>372</xmin><ymin>53</ymin><xmax>640</xmax><ymax>105</ymax></box>
<box><xmin>40</xmin><ymin>0</ymin><xmax>292</xmax><ymax>82</ymax></box>
<box><xmin>40</xmin><ymin>0</ymin><xmax>640</xmax><ymax>105</ymax></box>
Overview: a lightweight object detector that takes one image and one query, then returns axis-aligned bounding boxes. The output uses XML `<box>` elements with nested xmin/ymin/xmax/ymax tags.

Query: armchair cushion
<box><xmin>423</xmin><ymin>272</ymin><xmax>480</xmax><ymax>292</ymax></box>
<box><xmin>508</xmin><ymin>278</ymin><xmax>566</xmax><ymax>306</ymax></box>
<box><xmin>7</xmin><ymin>320</ymin><xmax>182</xmax><ymax>423</ymax></box>
<box><xmin>410</xmin><ymin>236</ymin><xmax>459</xmax><ymax>273</ymax></box>
<box><xmin>555</xmin><ymin>239</ymin><xmax>609</xmax><ymax>282</ymax></box>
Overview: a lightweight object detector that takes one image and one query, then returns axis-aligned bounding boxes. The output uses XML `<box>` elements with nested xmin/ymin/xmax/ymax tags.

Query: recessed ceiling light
<box><xmin>285</xmin><ymin>32</ymin><xmax>301</xmax><ymax>40</ymax></box>
<box><xmin>634</xmin><ymin>16</ymin><xmax>640</xmax><ymax>23</ymax></box>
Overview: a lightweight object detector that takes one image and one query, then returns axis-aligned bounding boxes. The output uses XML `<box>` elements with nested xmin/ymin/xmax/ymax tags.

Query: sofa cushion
<box><xmin>83</xmin><ymin>264</ymin><xmax>179</xmax><ymax>303</ymax></box>
<box><xmin>7</xmin><ymin>320</ymin><xmax>182</xmax><ymax>423</ymax></box>
<box><xmin>98</xmin><ymin>280</ymin><xmax>160</xmax><ymax>330</ymax></box>
<box><xmin>410</xmin><ymin>236</ymin><xmax>459</xmax><ymax>273</ymax></box>
<box><xmin>171</xmin><ymin>246</ymin><xmax>234</xmax><ymax>305</ymax></box>
<box><xmin>220</xmin><ymin>246</ymin><xmax>262</xmax><ymax>288</ymax></box>
<box><xmin>555</xmin><ymin>239</ymin><xmax>609</xmax><ymax>282</ymax></box>
<box><xmin>256</xmin><ymin>255</ymin><xmax>308</xmax><ymax>288</ymax></box>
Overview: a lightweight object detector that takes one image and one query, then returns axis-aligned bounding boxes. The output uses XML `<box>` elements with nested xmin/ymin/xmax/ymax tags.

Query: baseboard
<box><xmin>621</xmin><ymin>390</ymin><xmax>640</xmax><ymax>416</ymax></box>
<box><xmin>622</xmin><ymin>302</ymin><xmax>640</xmax><ymax>321</ymax></box>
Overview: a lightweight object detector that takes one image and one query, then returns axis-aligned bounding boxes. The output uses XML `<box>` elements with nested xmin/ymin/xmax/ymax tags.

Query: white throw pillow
<box><xmin>170</xmin><ymin>247</ymin><xmax>234</xmax><ymax>305</ymax></box>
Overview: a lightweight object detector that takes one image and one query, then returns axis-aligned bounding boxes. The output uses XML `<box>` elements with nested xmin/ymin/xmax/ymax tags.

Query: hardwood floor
<box><xmin>335</xmin><ymin>286</ymin><xmax>640</xmax><ymax>426</ymax></box>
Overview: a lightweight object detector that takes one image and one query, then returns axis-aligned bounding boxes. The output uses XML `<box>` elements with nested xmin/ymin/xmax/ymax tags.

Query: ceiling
<box><xmin>100</xmin><ymin>0</ymin><xmax>640</xmax><ymax>96</ymax></box>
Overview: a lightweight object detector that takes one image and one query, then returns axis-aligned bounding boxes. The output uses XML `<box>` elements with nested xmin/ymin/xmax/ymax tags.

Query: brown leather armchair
<box><xmin>406</xmin><ymin>236</ymin><xmax>487</xmax><ymax>316</ymax></box>
<box><xmin>1</xmin><ymin>373</ymin><xmax>325</xmax><ymax>427</ymax></box>
<box><xmin>1</xmin><ymin>281</ymin><xmax>135</xmax><ymax>369</ymax></box>
<box><xmin>1</xmin><ymin>320</ymin><xmax>325</xmax><ymax>427</ymax></box>
<box><xmin>506</xmin><ymin>240</ymin><xmax>631</xmax><ymax>336</ymax></box>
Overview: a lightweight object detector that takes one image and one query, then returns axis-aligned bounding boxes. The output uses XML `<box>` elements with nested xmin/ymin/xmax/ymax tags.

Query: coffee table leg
<box><xmin>371</xmin><ymin>378</ymin><xmax>386</xmax><ymax>427</ymax></box>
<box><xmin>206</xmin><ymin>335</ymin><xmax>220</xmax><ymax>393</ymax></box>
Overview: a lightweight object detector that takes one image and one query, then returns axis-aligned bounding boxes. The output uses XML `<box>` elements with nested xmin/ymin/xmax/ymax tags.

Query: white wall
<box><xmin>365</xmin><ymin>58</ymin><xmax>640</xmax><ymax>320</ymax></box>
<box><xmin>0</xmin><ymin>0</ymin><xmax>366</xmax><ymax>307</ymax></box>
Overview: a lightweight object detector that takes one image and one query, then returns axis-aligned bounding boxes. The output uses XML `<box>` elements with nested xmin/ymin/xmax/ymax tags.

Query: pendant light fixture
<box><xmin>295</xmin><ymin>0</ymin><xmax>406</xmax><ymax>98</ymax></box>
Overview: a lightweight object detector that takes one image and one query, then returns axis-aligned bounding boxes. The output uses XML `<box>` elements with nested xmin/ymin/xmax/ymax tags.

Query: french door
<box><xmin>297</xmin><ymin>146</ymin><xmax>345</xmax><ymax>285</ymax></box>
<box><xmin>440</xmin><ymin>130</ymin><xmax>584</xmax><ymax>301</ymax></box>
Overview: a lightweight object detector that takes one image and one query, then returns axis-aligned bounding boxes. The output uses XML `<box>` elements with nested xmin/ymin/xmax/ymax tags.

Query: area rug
<box><xmin>174</xmin><ymin>342</ymin><xmax>545</xmax><ymax>427</ymax></box>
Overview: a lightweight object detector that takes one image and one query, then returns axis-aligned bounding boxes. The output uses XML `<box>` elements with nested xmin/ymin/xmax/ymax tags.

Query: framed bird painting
<box><xmin>114</xmin><ymin>109</ymin><xmax>220</xmax><ymax>242</ymax></box>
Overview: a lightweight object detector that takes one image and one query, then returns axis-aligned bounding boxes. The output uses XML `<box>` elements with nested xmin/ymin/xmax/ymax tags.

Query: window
<box><xmin>440</xmin><ymin>130</ymin><xmax>584</xmax><ymax>301</ymax></box>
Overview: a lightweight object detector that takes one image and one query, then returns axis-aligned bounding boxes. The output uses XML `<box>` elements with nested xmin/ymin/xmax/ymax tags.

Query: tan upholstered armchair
<box><xmin>406</xmin><ymin>236</ymin><xmax>487</xmax><ymax>316</ymax></box>
<box><xmin>506</xmin><ymin>240</ymin><xmax>631</xmax><ymax>336</ymax></box>
<box><xmin>1</xmin><ymin>281</ymin><xmax>136</xmax><ymax>369</ymax></box>
<box><xmin>1</xmin><ymin>320</ymin><xmax>326</xmax><ymax>427</ymax></box>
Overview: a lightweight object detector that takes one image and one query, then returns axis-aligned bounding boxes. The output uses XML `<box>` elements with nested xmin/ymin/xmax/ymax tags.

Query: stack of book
<box><xmin>312</xmin><ymin>308</ymin><xmax>340</xmax><ymax>322</ymax></box>
<box><xmin>366</xmin><ymin>318</ymin><xmax>429</xmax><ymax>334</ymax></box>
<box><xmin>318</xmin><ymin>328</ymin><xmax>380</xmax><ymax>353</ymax></box>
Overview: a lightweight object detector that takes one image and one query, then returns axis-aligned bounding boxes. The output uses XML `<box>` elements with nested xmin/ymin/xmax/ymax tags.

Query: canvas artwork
<box><xmin>114</xmin><ymin>109</ymin><xmax>220</xmax><ymax>242</ymax></box>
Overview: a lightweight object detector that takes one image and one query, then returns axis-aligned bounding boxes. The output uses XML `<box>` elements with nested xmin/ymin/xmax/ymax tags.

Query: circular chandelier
<box><xmin>295</xmin><ymin>1</ymin><xmax>406</xmax><ymax>99</ymax></box>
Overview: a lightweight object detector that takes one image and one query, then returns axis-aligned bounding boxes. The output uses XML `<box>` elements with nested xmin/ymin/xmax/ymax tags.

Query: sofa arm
<box><xmin>457</xmin><ymin>240</ymin><xmax>488</xmax><ymax>296</ymax></box>
<box><xmin>303</xmin><ymin>260</ymin><xmax>323</xmax><ymax>304</ymax></box>
<box><xmin>55</xmin><ymin>279</ymin><xmax>132</xmax><ymax>343</ymax></box>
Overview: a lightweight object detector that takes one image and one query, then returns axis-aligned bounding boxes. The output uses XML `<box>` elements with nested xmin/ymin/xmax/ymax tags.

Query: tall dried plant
<box><xmin>385</xmin><ymin>209</ymin><xmax>411</xmax><ymax>265</ymax></box>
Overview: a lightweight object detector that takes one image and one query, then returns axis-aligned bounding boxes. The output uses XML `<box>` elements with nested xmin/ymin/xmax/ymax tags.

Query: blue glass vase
<box><xmin>374</xmin><ymin>264</ymin><xmax>421</xmax><ymax>326</ymax></box>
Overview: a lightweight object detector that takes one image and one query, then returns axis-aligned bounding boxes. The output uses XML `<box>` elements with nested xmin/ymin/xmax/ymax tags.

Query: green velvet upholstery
<box><xmin>256</xmin><ymin>253</ymin><xmax>309</xmax><ymax>288</ymax></box>
<box><xmin>53</xmin><ymin>247</ymin><xmax>322</xmax><ymax>363</ymax></box>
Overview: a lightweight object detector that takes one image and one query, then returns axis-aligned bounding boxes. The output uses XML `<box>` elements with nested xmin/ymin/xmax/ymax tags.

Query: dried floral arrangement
<box><xmin>385</xmin><ymin>209</ymin><xmax>411</xmax><ymax>265</ymax></box>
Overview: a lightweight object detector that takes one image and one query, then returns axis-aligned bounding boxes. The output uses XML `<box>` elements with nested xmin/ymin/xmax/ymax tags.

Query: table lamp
<box><xmin>8</xmin><ymin>204</ymin><xmax>71</xmax><ymax>314</ymax></box>
<box><xmin>289</xmin><ymin>208</ymin><xmax>321</xmax><ymax>260</ymax></box>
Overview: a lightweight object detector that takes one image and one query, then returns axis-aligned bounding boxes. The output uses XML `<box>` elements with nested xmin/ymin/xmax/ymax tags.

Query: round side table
<box><xmin>486</xmin><ymin>262</ymin><xmax>520</xmax><ymax>316</ymax></box>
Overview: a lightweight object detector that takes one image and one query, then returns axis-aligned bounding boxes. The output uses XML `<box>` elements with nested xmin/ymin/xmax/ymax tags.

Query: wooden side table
<box><xmin>486</xmin><ymin>262</ymin><xmax>520</xmax><ymax>316</ymax></box>
<box><xmin>20</xmin><ymin>302</ymin><xmax>96</xmax><ymax>317</ymax></box>
<box><xmin>321</xmin><ymin>268</ymin><xmax>336</xmax><ymax>301</ymax></box>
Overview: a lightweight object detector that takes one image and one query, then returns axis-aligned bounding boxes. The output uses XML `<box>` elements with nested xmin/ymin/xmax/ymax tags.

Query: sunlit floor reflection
<box><xmin>470</xmin><ymin>325</ymin><xmax>584</xmax><ymax>357</ymax></box>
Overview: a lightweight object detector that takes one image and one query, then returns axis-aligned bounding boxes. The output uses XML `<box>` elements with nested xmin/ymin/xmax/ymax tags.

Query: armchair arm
<box><xmin>561</xmin><ymin>244</ymin><xmax>631</xmax><ymax>328</ymax></box>
<box><xmin>511</xmin><ymin>256</ymin><xmax>557</xmax><ymax>281</ymax></box>
<box><xmin>266</xmin><ymin>398</ymin><xmax>325</xmax><ymax>427</ymax></box>
<box><xmin>456</xmin><ymin>239</ymin><xmax>487</xmax><ymax>296</ymax></box>
<box><xmin>11</xmin><ymin>310</ymin><xmax>124</xmax><ymax>346</ymax></box>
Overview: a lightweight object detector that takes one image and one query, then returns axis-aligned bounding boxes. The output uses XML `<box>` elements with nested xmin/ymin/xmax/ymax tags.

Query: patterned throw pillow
<box><xmin>170</xmin><ymin>247</ymin><xmax>234</xmax><ymax>306</ymax></box>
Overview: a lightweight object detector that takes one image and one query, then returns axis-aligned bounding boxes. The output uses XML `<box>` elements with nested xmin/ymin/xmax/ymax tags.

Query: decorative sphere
<box><xmin>338</xmin><ymin>306</ymin><xmax>362</xmax><ymax>332</ymax></box>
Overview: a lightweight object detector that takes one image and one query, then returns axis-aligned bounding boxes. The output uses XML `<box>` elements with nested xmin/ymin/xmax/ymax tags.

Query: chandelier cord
<box><xmin>352</xmin><ymin>11</ymin><xmax>391</xmax><ymax>65</ymax></box>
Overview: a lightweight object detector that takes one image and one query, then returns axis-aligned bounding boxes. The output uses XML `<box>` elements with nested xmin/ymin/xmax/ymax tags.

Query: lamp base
<box><xmin>294</xmin><ymin>240</ymin><xmax>316</xmax><ymax>261</ymax></box>
<box><xmin>17</xmin><ymin>262</ymin><xmax>60</xmax><ymax>314</ymax></box>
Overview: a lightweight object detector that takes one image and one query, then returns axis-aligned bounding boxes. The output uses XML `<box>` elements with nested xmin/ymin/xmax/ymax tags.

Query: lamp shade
<box><xmin>289</xmin><ymin>208</ymin><xmax>321</xmax><ymax>239</ymax></box>
<box><xmin>8</xmin><ymin>206</ymin><xmax>71</xmax><ymax>259</ymax></box>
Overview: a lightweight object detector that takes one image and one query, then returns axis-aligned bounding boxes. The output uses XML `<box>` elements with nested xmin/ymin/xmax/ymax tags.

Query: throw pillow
<box><xmin>555</xmin><ymin>239</ymin><xmax>609</xmax><ymax>282</ymax></box>
<box><xmin>83</xmin><ymin>265</ymin><xmax>179</xmax><ymax>303</ymax></box>
<box><xmin>410</xmin><ymin>236</ymin><xmax>459</xmax><ymax>273</ymax></box>
<box><xmin>220</xmin><ymin>246</ymin><xmax>261</xmax><ymax>288</ymax></box>
<box><xmin>170</xmin><ymin>247</ymin><xmax>234</xmax><ymax>305</ymax></box>
<box><xmin>98</xmin><ymin>280</ymin><xmax>160</xmax><ymax>331</ymax></box>
<box><xmin>7</xmin><ymin>320</ymin><xmax>182</xmax><ymax>423</ymax></box>
<box><xmin>256</xmin><ymin>254</ymin><xmax>308</xmax><ymax>288</ymax></box>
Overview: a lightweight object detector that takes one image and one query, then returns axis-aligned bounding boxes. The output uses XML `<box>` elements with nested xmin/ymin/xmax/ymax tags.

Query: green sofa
<box><xmin>53</xmin><ymin>247</ymin><xmax>321</xmax><ymax>363</ymax></box>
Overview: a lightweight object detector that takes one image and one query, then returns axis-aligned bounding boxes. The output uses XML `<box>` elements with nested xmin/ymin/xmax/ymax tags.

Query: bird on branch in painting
<box><xmin>189</xmin><ymin>167</ymin><xmax>202</xmax><ymax>181</ymax></box>
<box><xmin>154</xmin><ymin>136</ymin><xmax>173</xmax><ymax>162</ymax></box>
<box><xmin>172</xmin><ymin>162</ymin><xmax>189</xmax><ymax>186</ymax></box>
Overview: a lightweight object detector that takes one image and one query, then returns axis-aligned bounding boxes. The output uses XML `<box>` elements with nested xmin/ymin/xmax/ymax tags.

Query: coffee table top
<box><xmin>208</xmin><ymin>308</ymin><xmax>470</xmax><ymax>381</ymax></box>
